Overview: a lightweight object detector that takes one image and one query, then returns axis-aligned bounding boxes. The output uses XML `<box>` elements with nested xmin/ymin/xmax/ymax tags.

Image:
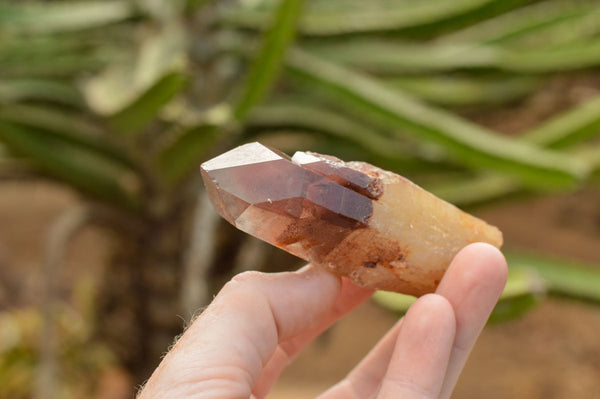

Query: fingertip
<box><xmin>459</xmin><ymin>242</ymin><xmax>508</xmax><ymax>278</ymax></box>
<box><xmin>406</xmin><ymin>294</ymin><xmax>456</xmax><ymax>337</ymax></box>
<box><xmin>417</xmin><ymin>293</ymin><xmax>455</xmax><ymax>314</ymax></box>
<box><xmin>441</xmin><ymin>242</ymin><xmax>508</xmax><ymax>297</ymax></box>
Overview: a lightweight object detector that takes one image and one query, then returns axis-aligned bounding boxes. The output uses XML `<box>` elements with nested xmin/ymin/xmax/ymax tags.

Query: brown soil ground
<box><xmin>1</xmin><ymin>181</ymin><xmax>600</xmax><ymax>399</ymax></box>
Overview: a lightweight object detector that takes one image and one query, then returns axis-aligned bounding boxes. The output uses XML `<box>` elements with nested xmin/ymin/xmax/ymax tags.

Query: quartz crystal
<box><xmin>201</xmin><ymin>142</ymin><xmax>502</xmax><ymax>296</ymax></box>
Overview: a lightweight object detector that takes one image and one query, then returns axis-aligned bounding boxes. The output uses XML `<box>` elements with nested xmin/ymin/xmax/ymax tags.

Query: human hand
<box><xmin>138</xmin><ymin>242</ymin><xmax>507</xmax><ymax>399</ymax></box>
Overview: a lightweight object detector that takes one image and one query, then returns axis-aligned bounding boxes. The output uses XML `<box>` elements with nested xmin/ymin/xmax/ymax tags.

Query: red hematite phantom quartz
<box><xmin>291</xmin><ymin>151</ymin><xmax>383</xmax><ymax>199</ymax></box>
<box><xmin>201</xmin><ymin>142</ymin><xmax>372</xmax><ymax>265</ymax></box>
<box><xmin>201</xmin><ymin>142</ymin><xmax>503</xmax><ymax>296</ymax></box>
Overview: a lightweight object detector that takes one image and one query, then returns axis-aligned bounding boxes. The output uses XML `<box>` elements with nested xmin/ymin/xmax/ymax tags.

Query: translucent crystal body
<box><xmin>201</xmin><ymin>142</ymin><xmax>502</xmax><ymax>296</ymax></box>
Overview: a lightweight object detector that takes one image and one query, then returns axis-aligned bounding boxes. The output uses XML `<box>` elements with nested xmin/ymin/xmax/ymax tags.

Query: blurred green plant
<box><xmin>0</xmin><ymin>281</ymin><xmax>115</xmax><ymax>399</ymax></box>
<box><xmin>1</xmin><ymin>0</ymin><xmax>600</xmax><ymax>392</ymax></box>
<box><xmin>373</xmin><ymin>251</ymin><xmax>600</xmax><ymax>323</ymax></box>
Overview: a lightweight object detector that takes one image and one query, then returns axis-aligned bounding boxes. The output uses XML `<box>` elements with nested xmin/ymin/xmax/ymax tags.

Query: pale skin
<box><xmin>138</xmin><ymin>242</ymin><xmax>507</xmax><ymax>399</ymax></box>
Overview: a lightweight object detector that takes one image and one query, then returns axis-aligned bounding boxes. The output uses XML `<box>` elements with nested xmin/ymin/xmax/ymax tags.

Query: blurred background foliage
<box><xmin>1</xmin><ymin>0</ymin><xmax>600</xmax><ymax>397</ymax></box>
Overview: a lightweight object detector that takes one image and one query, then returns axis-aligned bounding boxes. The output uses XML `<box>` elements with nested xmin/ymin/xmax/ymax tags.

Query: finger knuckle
<box><xmin>230</xmin><ymin>270</ymin><xmax>265</xmax><ymax>284</ymax></box>
<box><xmin>221</xmin><ymin>271</ymin><xmax>266</xmax><ymax>296</ymax></box>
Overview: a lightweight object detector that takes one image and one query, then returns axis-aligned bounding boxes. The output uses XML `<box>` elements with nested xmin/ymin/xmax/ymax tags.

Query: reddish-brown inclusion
<box><xmin>200</xmin><ymin>143</ymin><xmax>375</xmax><ymax>264</ymax></box>
<box><xmin>293</xmin><ymin>152</ymin><xmax>383</xmax><ymax>200</ymax></box>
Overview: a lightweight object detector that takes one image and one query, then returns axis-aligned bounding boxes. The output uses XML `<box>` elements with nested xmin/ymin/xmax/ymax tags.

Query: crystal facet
<box><xmin>201</xmin><ymin>142</ymin><xmax>503</xmax><ymax>296</ymax></box>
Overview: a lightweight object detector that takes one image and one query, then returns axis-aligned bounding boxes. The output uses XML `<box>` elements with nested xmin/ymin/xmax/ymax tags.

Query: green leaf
<box><xmin>83</xmin><ymin>23</ymin><xmax>186</xmax><ymax>119</ymax></box>
<box><xmin>233</xmin><ymin>0</ymin><xmax>306</xmax><ymax>121</ymax></box>
<box><xmin>371</xmin><ymin>290</ymin><xmax>416</xmax><ymax>314</ymax></box>
<box><xmin>0</xmin><ymin>104</ymin><xmax>101</xmax><ymax>136</ymax></box>
<box><xmin>372</xmin><ymin>265</ymin><xmax>545</xmax><ymax>323</ymax></box>
<box><xmin>0</xmin><ymin>79</ymin><xmax>82</xmax><ymax>106</ymax></box>
<box><xmin>108</xmin><ymin>72</ymin><xmax>187</xmax><ymax>135</ymax></box>
<box><xmin>502</xmin><ymin>39</ymin><xmax>600</xmax><ymax>72</ymax></box>
<box><xmin>427</xmin><ymin>174</ymin><xmax>518</xmax><ymax>205</ymax></box>
<box><xmin>429</xmin><ymin>92</ymin><xmax>600</xmax><ymax>204</ymax></box>
<box><xmin>428</xmin><ymin>94</ymin><xmax>600</xmax><ymax>205</ymax></box>
<box><xmin>437</xmin><ymin>1</ymin><xmax>600</xmax><ymax>48</ymax></box>
<box><xmin>0</xmin><ymin>121</ymin><xmax>140</xmax><ymax>208</ymax></box>
<box><xmin>286</xmin><ymin>49</ymin><xmax>589</xmax><ymax>188</ymax></box>
<box><xmin>383</xmin><ymin>75</ymin><xmax>540</xmax><ymax>106</ymax></box>
<box><xmin>500</xmin><ymin>266</ymin><xmax>546</xmax><ymax>300</ymax></box>
<box><xmin>488</xmin><ymin>293</ymin><xmax>540</xmax><ymax>324</ymax></box>
<box><xmin>158</xmin><ymin>123</ymin><xmax>222</xmax><ymax>184</ymax></box>
<box><xmin>219</xmin><ymin>0</ymin><xmax>497</xmax><ymax>35</ymax></box>
<box><xmin>304</xmin><ymin>38</ymin><xmax>600</xmax><ymax>74</ymax></box>
<box><xmin>486</xmin><ymin>265</ymin><xmax>544</xmax><ymax>323</ymax></box>
<box><xmin>0</xmin><ymin>1</ymin><xmax>135</xmax><ymax>34</ymax></box>
<box><xmin>506</xmin><ymin>251</ymin><xmax>600</xmax><ymax>303</ymax></box>
<box><xmin>249</xmin><ymin>103</ymin><xmax>413</xmax><ymax>159</ymax></box>
<box><xmin>0</xmin><ymin>32</ymin><xmax>97</xmax><ymax>55</ymax></box>
<box><xmin>572</xmin><ymin>146</ymin><xmax>600</xmax><ymax>180</ymax></box>
<box><xmin>303</xmin><ymin>40</ymin><xmax>498</xmax><ymax>73</ymax></box>
<box><xmin>0</xmin><ymin>50</ymin><xmax>108</xmax><ymax>78</ymax></box>
<box><xmin>136</xmin><ymin>0</ymin><xmax>186</xmax><ymax>21</ymax></box>
<box><xmin>187</xmin><ymin>0</ymin><xmax>212</xmax><ymax>11</ymax></box>
<box><xmin>521</xmin><ymin>94</ymin><xmax>600</xmax><ymax>148</ymax></box>
<box><xmin>0</xmin><ymin>26</ymin><xmax>133</xmax><ymax>77</ymax></box>
<box><xmin>0</xmin><ymin>104</ymin><xmax>134</xmax><ymax>168</ymax></box>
